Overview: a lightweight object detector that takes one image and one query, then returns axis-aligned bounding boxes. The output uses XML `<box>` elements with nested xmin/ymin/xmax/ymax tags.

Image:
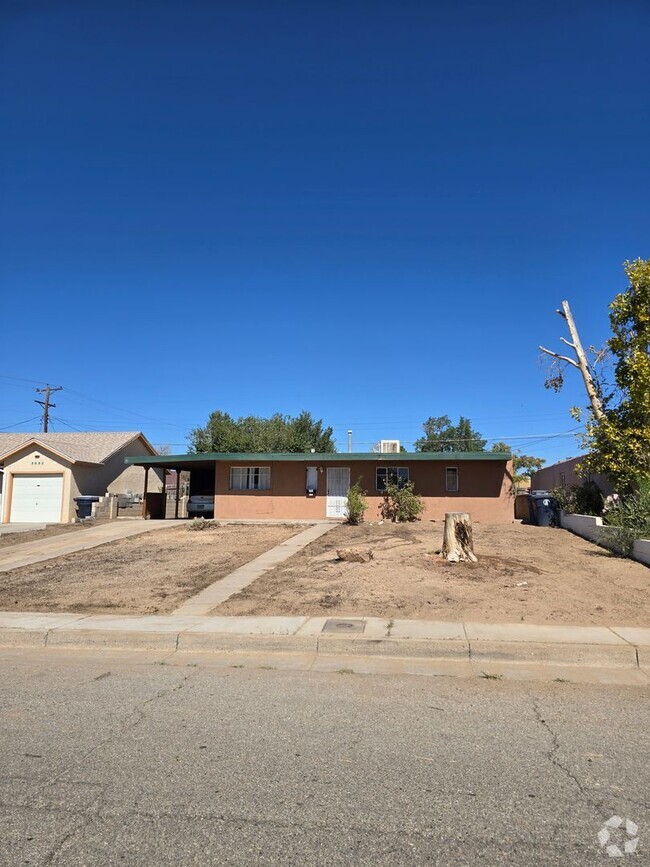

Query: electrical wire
<box><xmin>48</xmin><ymin>416</ymin><xmax>85</xmax><ymax>433</ymax></box>
<box><xmin>0</xmin><ymin>416</ymin><xmax>43</xmax><ymax>431</ymax></box>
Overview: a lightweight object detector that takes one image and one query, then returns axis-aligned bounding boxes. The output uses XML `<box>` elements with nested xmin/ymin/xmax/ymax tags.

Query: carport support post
<box><xmin>142</xmin><ymin>467</ymin><xmax>149</xmax><ymax>518</ymax></box>
<box><xmin>160</xmin><ymin>468</ymin><xmax>166</xmax><ymax>519</ymax></box>
<box><xmin>174</xmin><ymin>470</ymin><xmax>181</xmax><ymax>519</ymax></box>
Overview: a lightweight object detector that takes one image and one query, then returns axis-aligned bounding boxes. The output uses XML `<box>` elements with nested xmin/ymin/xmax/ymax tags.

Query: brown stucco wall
<box><xmin>213</xmin><ymin>459</ymin><xmax>514</xmax><ymax>523</ymax></box>
<box><xmin>530</xmin><ymin>457</ymin><xmax>614</xmax><ymax>496</ymax></box>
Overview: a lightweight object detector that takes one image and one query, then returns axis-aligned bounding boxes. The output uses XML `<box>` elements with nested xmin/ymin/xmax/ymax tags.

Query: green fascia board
<box><xmin>126</xmin><ymin>451</ymin><xmax>511</xmax><ymax>466</ymax></box>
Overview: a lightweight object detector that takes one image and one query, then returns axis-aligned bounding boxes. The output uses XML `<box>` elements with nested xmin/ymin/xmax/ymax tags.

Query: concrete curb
<box><xmin>0</xmin><ymin>614</ymin><xmax>647</xmax><ymax>683</ymax></box>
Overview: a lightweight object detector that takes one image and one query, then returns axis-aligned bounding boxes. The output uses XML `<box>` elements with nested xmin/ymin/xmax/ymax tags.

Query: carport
<box><xmin>125</xmin><ymin>453</ymin><xmax>217</xmax><ymax>519</ymax></box>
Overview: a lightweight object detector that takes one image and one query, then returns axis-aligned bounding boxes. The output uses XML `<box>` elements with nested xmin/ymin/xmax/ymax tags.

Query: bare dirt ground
<box><xmin>214</xmin><ymin>521</ymin><xmax>649</xmax><ymax>626</ymax></box>
<box><xmin>0</xmin><ymin>523</ymin><xmax>95</xmax><ymax>549</ymax></box>
<box><xmin>0</xmin><ymin>524</ymin><xmax>301</xmax><ymax>615</ymax></box>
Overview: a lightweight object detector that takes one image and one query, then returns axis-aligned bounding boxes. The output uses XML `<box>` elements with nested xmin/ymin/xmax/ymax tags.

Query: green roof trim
<box><xmin>126</xmin><ymin>451</ymin><xmax>511</xmax><ymax>467</ymax></box>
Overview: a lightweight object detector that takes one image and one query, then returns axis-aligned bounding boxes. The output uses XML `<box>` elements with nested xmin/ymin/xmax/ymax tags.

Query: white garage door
<box><xmin>10</xmin><ymin>474</ymin><xmax>64</xmax><ymax>523</ymax></box>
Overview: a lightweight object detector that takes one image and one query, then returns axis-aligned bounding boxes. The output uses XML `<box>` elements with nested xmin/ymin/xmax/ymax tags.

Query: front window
<box><xmin>376</xmin><ymin>467</ymin><xmax>409</xmax><ymax>491</ymax></box>
<box><xmin>230</xmin><ymin>467</ymin><xmax>271</xmax><ymax>491</ymax></box>
<box><xmin>445</xmin><ymin>467</ymin><xmax>459</xmax><ymax>492</ymax></box>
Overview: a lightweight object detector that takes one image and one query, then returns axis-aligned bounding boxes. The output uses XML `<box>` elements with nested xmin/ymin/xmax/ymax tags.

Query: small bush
<box><xmin>602</xmin><ymin>476</ymin><xmax>650</xmax><ymax>555</ymax></box>
<box><xmin>346</xmin><ymin>478</ymin><xmax>368</xmax><ymax>525</ymax></box>
<box><xmin>188</xmin><ymin>518</ymin><xmax>219</xmax><ymax>531</ymax></box>
<box><xmin>380</xmin><ymin>479</ymin><xmax>424</xmax><ymax>522</ymax></box>
<box><xmin>574</xmin><ymin>481</ymin><xmax>605</xmax><ymax>516</ymax></box>
<box><xmin>601</xmin><ymin>525</ymin><xmax>637</xmax><ymax>557</ymax></box>
<box><xmin>550</xmin><ymin>480</ymin><xmax>604</xmax><ymax>516</ymax></box>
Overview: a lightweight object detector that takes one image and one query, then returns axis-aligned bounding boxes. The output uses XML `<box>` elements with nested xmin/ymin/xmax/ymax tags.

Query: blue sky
<box><xmin>1</xmin><ymin>1</ymin><xmax>648</xmax><ymax>461</ymax></box>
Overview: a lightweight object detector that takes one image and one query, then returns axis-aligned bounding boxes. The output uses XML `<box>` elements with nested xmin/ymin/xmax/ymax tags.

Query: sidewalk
<box><xmin>0</xmin><ymin>520</ymin><xmax>187</xmax><ymax>572</ymax></box>
<box><xmin>0</xmin><ymin>612</ymin><xmax>647</xmax><ymax>685</ymax></box>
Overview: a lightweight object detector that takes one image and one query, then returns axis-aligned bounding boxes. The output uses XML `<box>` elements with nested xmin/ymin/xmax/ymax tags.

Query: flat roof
<box><xmin>126</xmin><ymin>451</ymin><xmax>511</xmax><ymax>469</ymax></box>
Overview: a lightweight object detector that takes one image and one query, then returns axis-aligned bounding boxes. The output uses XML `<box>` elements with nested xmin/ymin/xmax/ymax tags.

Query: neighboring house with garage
<box><xmin>0</xmin><ymin>432</ymin><xmax>162</xmax><ymax>524</ymax></box>
<box><xmin>126</xmin><ymin>450</ymin><xmax>514</xmax><ymax>523</ymax></box>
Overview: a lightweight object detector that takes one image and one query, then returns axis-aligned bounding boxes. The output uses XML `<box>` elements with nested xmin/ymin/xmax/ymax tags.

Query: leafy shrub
<box><xmin>601</xmin><ymin>525</ymin><xmax>637</xmax><ymax>557</ymax></box>
<box><xmin>380</xmin><ymin>480</ymin><xmax>424</xmax><ymax>522</ymax></box>
<box><xmin>550</xmin><ymin>480</ymin><xmax>604</xmax><ymax>516</ymax></box>
<box><xmin>602</xmin><ymin>477</ymin><xmax>650</xmax><ymax>555</ymax></box>
<box><xmin>346</xmin><ymin>478</ymin><xmax>368</xmax><ymax>525</ymax></box>
<box><xmin>188</xmin><ymin>518</ymin><xmax>219</xmax><ymax>531</ymax></box>
<box><xmin>550</xmin><ymin>486</ymin><xmax>573</xmax><ymax>512</ymax></box>
<box><xmin>574</xmin><ymin>481</ymin><xmax>605</xmax><ymax>516</ymax></box>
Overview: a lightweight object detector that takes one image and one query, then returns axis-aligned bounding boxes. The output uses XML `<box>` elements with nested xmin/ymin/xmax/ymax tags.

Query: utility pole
<box><xmin>539</xmin><ymin>301</ymin><xmax>605</xmax><ymax>421</ymax></box>
<box><xmin>35</xmin><ymin>385</ymin><xmax>63</xmax><ymax>433</ymax></box>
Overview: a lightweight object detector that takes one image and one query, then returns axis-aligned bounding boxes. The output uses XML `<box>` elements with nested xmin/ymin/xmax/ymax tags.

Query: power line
<box><xmin>48</xmin><ymin>416</ymin><xmax>84</xmax><ymax>433</ymax></box>
<box><xmin>0</xmin><ymin>415</ymin><xmax>43</xmax><ymax>431</ymax></box>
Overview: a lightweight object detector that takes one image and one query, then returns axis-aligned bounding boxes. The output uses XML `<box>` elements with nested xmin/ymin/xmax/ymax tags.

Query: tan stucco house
<box><xmin>0</xmin><ymin>432</ymin><xmax>163</xmax><ymax>524</ymax></box>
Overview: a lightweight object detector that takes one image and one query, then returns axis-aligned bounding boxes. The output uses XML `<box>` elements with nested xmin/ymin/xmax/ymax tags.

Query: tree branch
<box><xmin>539</xmin><ymin>346</ymin><xmax>579</xmax><ymax>368</ymax></box>
<box><xmin>560</xmin><ymin>337</ymin><xmax>576</xmax><ymax>349</ymax></box>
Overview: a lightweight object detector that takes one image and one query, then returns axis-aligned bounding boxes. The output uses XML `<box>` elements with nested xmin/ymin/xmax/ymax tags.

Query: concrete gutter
<box><xmin>0</xmin><ymin>612</ymin><xmax>647</xmax><ymax>685</ymax></box>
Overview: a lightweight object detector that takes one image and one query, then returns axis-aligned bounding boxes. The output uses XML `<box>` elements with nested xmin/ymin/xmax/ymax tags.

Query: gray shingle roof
<box><xmin>0</xmin><ymin>432</ymin><xmax>151</xmax><ymax>464</ymax></box>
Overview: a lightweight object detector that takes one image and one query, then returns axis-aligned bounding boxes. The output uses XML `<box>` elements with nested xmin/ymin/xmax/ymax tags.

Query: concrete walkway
<box><xmin>174</xmin><ymin>522</ymin><xmax>336</xmax><ymax>616</ymax></box>
<box><xmin>0</xmin><ymin>523</ymin><xmax>47</xmax><ymax>536</ymax></box>
<box><xmin>0</xmin><ymin>612</ymin><xmax>647</xmax><ymax>685</ymax></box>
<box><xmin>0</xmin><ymin>520</ymin><xmax>187</xmax><ymax>572</ymax></box>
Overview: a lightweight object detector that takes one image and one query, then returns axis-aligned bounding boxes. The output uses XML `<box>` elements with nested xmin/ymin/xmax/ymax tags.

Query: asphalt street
<box><xmin>0</xmin><ymin>647</ymin><xmax>648</xmax><ymax>866</ymax></box>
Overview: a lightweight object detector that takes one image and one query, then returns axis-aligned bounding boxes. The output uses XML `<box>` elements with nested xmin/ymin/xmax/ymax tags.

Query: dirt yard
<box><xmin>0</xmin><ymin>523</ymin><xmax>94</xmax><ymax>549</ymax></box>
<box><xmin>214</xmin><ymin>522</ymin><xmax>649</xmax><ymax>626</ymax></box>
<box><xmin>0</xmin><ymin>524</ymin><xmax>301</xmax><ymax>615</ymax></box>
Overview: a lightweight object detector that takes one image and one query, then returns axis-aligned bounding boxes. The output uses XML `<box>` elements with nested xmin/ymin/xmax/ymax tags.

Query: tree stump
<box><xmin>441</xmin><ymin>512</ymin><xmax>477</xmax><ymax>563</ymax></box>
<box><xmin>336</xmin><ymin>548</ymin><xmax>374</xmax><ymax>563</ymax></box>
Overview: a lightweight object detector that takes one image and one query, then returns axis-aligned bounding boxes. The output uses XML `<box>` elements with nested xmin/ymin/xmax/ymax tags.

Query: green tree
<box><xmin>414</xmin><ymin>416</ymin><xmax>487</xmax><ymax>452</ymax></box>
<box><xmin>581</xmin><ymin>260</ymin><xmax>650</xmax><ymax>490</ymax></box>
<box><xmin>490</xmin><ymin>442</ymin><xmax>545</xmax><ymax>485</ymax></box>
<box><xmin>189</xmin><ymin>410</ymin><xmax>335</xmax><ymax>453</ymax></box>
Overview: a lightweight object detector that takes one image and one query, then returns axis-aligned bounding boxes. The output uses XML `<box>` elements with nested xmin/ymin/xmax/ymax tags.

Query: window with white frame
<box><xmin>445</xmin><ymin>467</ymin><xmax>459</xmax><ymax>492</ymax></box>
<box><xmin>230</xmin><ymin>467</ymin><xmax>271</xmax><ymax>491</ymax></box>
<box><xmin>376</xmin><ymin>466</ymin><xmax>409</xmax><ymax>491</ymax></box>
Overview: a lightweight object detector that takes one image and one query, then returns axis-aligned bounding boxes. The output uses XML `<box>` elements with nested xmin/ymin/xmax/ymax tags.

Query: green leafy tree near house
<box><xmin>189</xmin><ymin>410</ymin><xmax>336</xmax><ymax>453</ymax></box>
<box><xmin>414</xmin><ymin>416</ymin><xmax>487</xmax><ymax>452</ymax></box>
<box><xmin>490</xmin><ymin>442</ymin><xmax>545</xmax><ymax>486</ymax></box>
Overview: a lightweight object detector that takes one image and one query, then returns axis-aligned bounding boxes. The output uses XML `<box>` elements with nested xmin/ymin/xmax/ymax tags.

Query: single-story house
<box><xmin>0</xmin><ymin>432</ymin><xmax>163</xmax><ymax>524</ymax></box>
<box><xmin>125</xmin><ymin>451</ymin><xmax>514</xmax><ymax>523</ymax></box>
<box><xmin>531</xmin><ymin>456</ymin><xmax>614</xmax><ymax>496</ymax></box>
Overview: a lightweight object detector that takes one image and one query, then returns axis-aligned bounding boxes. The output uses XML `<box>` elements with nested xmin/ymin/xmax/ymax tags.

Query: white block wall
<box><xmin>560</xmin><ymin>512</ymin><xmax>650</xmax><ymax>566</ymax></box>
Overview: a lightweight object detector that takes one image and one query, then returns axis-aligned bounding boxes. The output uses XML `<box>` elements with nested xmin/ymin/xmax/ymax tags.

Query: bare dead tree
<box><xmin>539</xmin><ymin>301</ymin><xmax>605</xmax><ymax>422</ymax></box>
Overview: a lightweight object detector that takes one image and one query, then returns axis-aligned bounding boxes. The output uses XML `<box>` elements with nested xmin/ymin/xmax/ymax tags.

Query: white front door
<box><xmin>326</xmin><ymin>468</ymin><xmax>350</xmax><ymax>518</ymax></box>
<box><xmin>10</xmin><ymin>474</ymin><xmax>64</xmax><ymax>523</ymax></box>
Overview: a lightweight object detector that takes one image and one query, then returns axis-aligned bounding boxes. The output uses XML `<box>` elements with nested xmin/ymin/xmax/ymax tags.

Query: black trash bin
<box><xmin>74</xmin><ymin>496</ymin><xmax>100</xmax><ymax>519</ymax></box>
<box><xmin>530</xmin><ymin>494</ymin><xmax>559</xmax><ymax>527</ymax></box>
